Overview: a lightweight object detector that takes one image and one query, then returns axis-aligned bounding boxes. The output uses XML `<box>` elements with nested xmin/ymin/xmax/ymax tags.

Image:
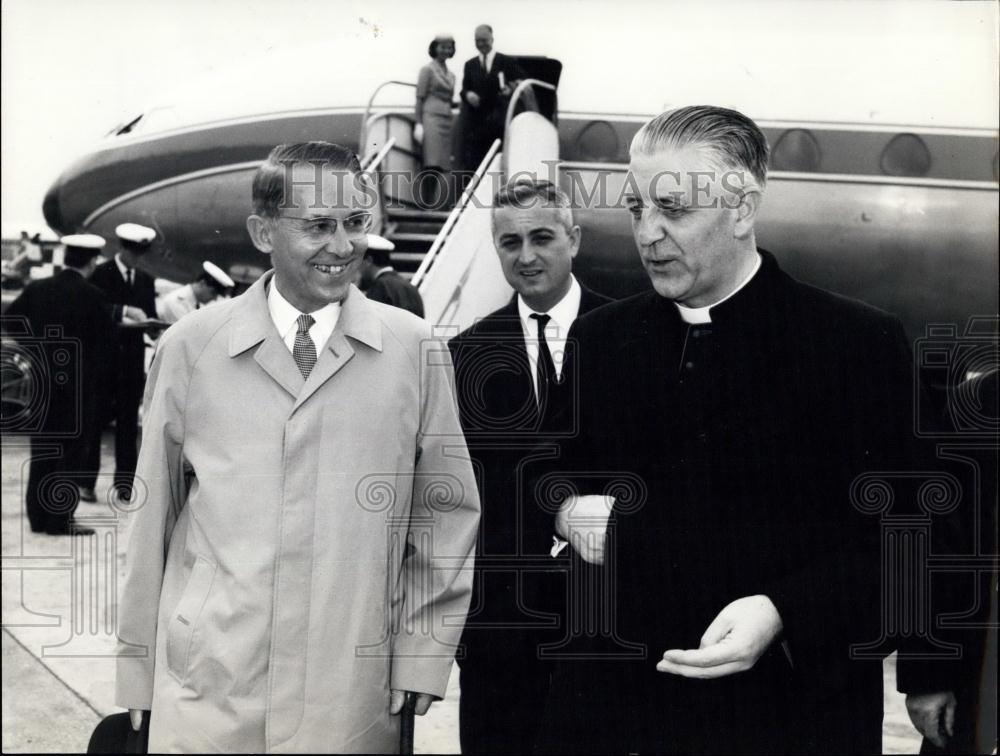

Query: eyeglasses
<box><xmin>277</xmin><ymin>212</ymin><xmax>374</xmax><ymax>240</ymax></box>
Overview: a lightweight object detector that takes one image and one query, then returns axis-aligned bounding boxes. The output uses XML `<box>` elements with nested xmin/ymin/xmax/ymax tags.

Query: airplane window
<box><xmin>771</xmin><ymin>129</ymin><xmax>821</xmax><ymax>172</ymax></box>
<box><xmin>576</xmin><ymin>120</ymin><xmax>620</xmax><ymax>162</ymax></box>
<box><xmin>880</xmin><ymin>133</ymin><xmax>932</xmax><ymax>177</ymax></box>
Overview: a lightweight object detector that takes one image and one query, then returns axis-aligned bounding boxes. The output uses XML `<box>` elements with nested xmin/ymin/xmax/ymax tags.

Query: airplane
<box><xmin>33</xmin><ymin>3</ymin><xmax>1000</xmax><ymax>378</ymax></box>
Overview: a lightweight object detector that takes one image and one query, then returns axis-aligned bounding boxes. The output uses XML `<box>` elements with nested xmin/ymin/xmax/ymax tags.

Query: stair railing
<box><xmin>410</xmin><ymin>138</ymin><xmax>502</xmax><ymax>288</ymax></box>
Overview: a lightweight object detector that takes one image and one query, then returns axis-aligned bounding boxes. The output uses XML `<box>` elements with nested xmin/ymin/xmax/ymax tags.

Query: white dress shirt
<box><xmin>675</xmin><ymin>252</ymin><xmax>762</xmax><ymax>324</ymax></box>
<box><xmin>267</xmin><ymin>279</ymin><xmax>341</xmax><ymax>355</ymax></box>
<box><xmin>114</xmin><ymin>253</ymin><xmax>133</xmax><ymax>285</ymax></box>
<box><xmin>480</xmin><ymin>49</ymin><xmax>496</xmax><ymax>73</ymax></box>
<box><xmin>517</xmin><ymin>275</ymin><xmax>582</xmax><ymax>401</ymax></box>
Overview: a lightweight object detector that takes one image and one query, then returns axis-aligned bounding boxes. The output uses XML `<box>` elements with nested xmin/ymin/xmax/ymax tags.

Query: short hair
<box><xmin>630</xmin><ymin>105</ymin><xmax>770</xmax><ymax>189</ymax></box>
<box><xmin>428</xmin><ymin>35</ymin><xmax>454</xmax><ymax>58</ymax></box>
<box><xmin>475</xmin><ymin>24</ymin><xmax>493</xmax><ymax>35</ymax></box>
<box><xmin>492</xmin><ymin>179</ymin><xmax>574</xmax><ymax>234</ymax></box>
<box><xmin>364</xmin><ymin>247</ymin><xmax>392</xmax><ymax>267</ymax></box>
<box><xmin>252</xmin><ymin>141</ymin><xmax>363</xmax><ymax>217</ymax></box>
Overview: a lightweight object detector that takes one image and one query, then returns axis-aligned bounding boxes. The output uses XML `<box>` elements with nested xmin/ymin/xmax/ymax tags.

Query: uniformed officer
<box><xmin>3</xmin><ymin>234</ymin><xmax>115</xmax><ymax>534</ymax></box>
<box><xmin>156</xmin><ymin>261</ymin><xmax>235</xmax><ymax>324</ymax></box>
<box><xmin>359</xmin><ymin>234</ymin><xmax>425</xmax><ymax>318</ymax></box>
<box><xmin>80</xmin><ymin>222</ymin><xmax>160</xmax><ymax>502</ymax></box>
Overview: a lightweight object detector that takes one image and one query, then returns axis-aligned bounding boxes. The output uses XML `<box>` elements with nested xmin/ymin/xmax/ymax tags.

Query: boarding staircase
<box><xmin>381</xmin><ymin>208</ymin><xmax>451</xmax><ymax>279</ymax></box>
<box><xmin>359</xmin><ymin>76</ymin><xmax>560</xmax><ymax>327</ymax></box>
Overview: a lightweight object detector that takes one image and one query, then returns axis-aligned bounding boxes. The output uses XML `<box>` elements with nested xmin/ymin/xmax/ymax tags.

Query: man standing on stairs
<box><xmin>459</xmin><ymin>24</ymin><xmax>523</xmax><ymax>171</ymax></box>
<box><xmin>448</xmin><ymin>178</ymin><xmax>611</xmax><ymax>754</ymax></box>
<box><xmin>360</xmin><ymin>235</ymin><xmax>425</xmax><ymax>318</ymax></box>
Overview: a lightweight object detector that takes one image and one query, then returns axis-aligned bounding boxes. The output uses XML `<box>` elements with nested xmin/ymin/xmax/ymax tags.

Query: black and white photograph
<box><xmin>1</xmin><ymin>0</ymin><xmax>997</xmax><ymax>752</ymax></box>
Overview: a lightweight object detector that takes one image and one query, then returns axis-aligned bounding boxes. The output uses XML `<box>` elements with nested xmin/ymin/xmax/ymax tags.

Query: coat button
<box><xmin>685</xmin><ymin>361</ymin><xmax>695</xmax><ymax>370</ymax></box>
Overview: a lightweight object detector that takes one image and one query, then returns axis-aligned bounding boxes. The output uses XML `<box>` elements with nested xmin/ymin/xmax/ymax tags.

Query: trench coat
<box><xmin>115</xmin><ymin>273</ymin><xmax>480</xmax><ymax>753</ymax></box>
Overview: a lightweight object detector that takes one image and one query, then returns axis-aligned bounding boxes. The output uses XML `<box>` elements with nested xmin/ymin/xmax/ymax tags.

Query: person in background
<box><xmin>359</xmin><ymin>234</ymin><xmax>424</xmax><ymax>318</ymax></box>
<box><xmin>459</xmin><ymin>24</ymin><xmax>522</xmax><ymax>170</ymax></box>
<box><xmin>80</xmin><ymin>223</ymin><xmax>159</xmax><ymax>503</ymax></box>
<box><xmin>415</xmin><ymin>34</ymin><xmax>456</xmax><ymax>208</ymax></box>
<box><xmin>3</xmin><ymin>234</ymin><xmax>115</xmax><ymax>535</ymax></box>
<box><xmin>156</xmin><ymin>260</ymin><xmax>235</xmax><ymax>324</ymax></box>
<box><xmin>448</xmin><ymin>179</ymin><xmax>611</xmax><ymax>754</ymax></box>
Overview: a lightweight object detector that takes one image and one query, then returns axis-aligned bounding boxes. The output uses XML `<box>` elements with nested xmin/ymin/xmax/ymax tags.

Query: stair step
<box><xmin>386</xmin><ymin>208</ymin><xmax>452</xmax><ymax>222</ymax></box>
<box><xmin>391</xmin><ymin>252</ymin><xmax>429</xmax><ymax>264</ymax></box>
<box><xmin>386</xmin><ymin>232</ymin><xmax>438</xmax><ymax>244</ymax></box>
<box><xmin>386</xmin><ymin>221</ymin><xmax>445</xmax><ymax>235</ymax></box>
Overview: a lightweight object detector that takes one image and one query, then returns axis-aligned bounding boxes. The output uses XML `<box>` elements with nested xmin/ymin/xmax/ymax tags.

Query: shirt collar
<box><xmin>114</xmin><ymin>253</ymin><xmax>131</xmax><ymax>280</ymax></box>
<box><xmin>517</xmin><ymin>275</ymin><xmax>582</xmax><ymax>335</ymax></box>
<box><xmin>267</xmin><ymin>277</ymin><xmax>341</xmax><ymax>340</ymax></box>
<box><xmin>483</xmin><ymin>49</ymin><xmax>496</xmax><ymax>71</ymax></box>
<box><xmin>674</xmin><ymin>252</ymin><xmax>762</xmax><ymax>324</ymax></box>
<box><xmin>373</xmin><ymin>266</ymin><xmax>394</xmax><ymax>281</ymax></box>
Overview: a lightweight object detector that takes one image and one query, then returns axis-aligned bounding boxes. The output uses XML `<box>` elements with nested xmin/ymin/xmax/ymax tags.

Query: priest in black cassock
<box><xmin>540</xmin><ymin>106</ymin><xmax>924</xmax><ymax>754</ymax></box>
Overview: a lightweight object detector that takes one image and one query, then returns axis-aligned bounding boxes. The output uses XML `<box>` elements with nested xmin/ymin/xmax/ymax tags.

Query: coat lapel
<box><xmin>292</xmin><ymin>285</ymin><xmax>382</xmax><ymax>411</ymax></box>
<box><xmin>228</xmin><ymin>272</ymin><xmax>304</xmax><ymax>399</ymax></box>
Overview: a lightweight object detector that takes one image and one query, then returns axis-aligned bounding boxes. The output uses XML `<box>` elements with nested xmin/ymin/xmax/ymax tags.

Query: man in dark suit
<box><xmin>3</xmin><ymin>234</ymin><xmax>115</xmax><ymax>534</ymax></box>
<box><xmin>459</xmin><ymin>24</ymin><xmax>523</xmax><ymax>170</ymax></box>
<box><xmin>449</xmin><ymin>179</ymin><xmax>611</xmax><ymax>754</ymax></box>
<box><xmin>81</xmin><ymin>222</ymin><xmax>159</xmax><ymax>501</ymax></box>
<box><xmin>540</xmin><ymin>106</ymin><xmax>926</xmax><ymax>754</ymax></box>
<box><xmin>360</xmin><ymin>240</ymin><xmax>424</xmax><ymax>318</ymax></box>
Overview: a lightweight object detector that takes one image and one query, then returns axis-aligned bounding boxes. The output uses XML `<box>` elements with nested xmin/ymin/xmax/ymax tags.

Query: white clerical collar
<box><xmin>675</xmin><ymin>252</ymin><xmax>762</xmax><ymax>324</ymax></box>
<box><xmin>373</xmin><ymin>266</ymin><xmax>394</xmax><ymax>281</ymax></box>
<box><xmin>517</xmin><ymin>275</ymin><xmax>582</xmax><ymax>336</ymax></box>
<box><xmin>267</xmin><ymin>276</ymin><xmax>341</xmax><ymax>350</ymax></box>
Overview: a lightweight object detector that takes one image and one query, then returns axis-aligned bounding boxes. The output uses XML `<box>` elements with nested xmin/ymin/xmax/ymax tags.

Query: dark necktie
<box><xmin>480</xmin><ymin>54</ymin><xmax>487</xmax><ymax>72</ymax></box>
<box><xmin>125</xmin><ymin>268</ymin><xmax>133</xmax><ymax>287</ymax></box>
<box><xmin>530</xmin><ymin>313</ymin><xmax>557</xmax><ymax>405</ymax></box>
<box><xmin>293</xmin><ymin>314</ymin><xmax>317</xmax><ymax>379</ymax></box>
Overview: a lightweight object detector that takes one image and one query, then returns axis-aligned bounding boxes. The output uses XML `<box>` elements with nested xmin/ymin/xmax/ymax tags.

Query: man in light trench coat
<box><xmin>115</xmin><ymin>141</ymin><xmax>481</xmax><ymax>752</ymax></box>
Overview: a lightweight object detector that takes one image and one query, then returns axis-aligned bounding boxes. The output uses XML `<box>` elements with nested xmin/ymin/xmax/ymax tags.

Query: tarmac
<box><xmin>2</xmin><ymin>432</ymin><xmax>921</xmax><ymax>754</ymax></box>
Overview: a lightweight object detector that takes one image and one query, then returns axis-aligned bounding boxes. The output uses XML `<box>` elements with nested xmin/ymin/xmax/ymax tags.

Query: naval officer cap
<box><xmin>365</xmin><ymin>233</ymin><xmax>395</xmax><ymax>251</ymax></box>
<box><xmin>60</xmin><ymin>233</ymin><xmax>106</xmax><ymax>251</ymax></box>
<box><xmin>202</xmin><ymin>260</ymin><xmax>235</xmax><ymax>289</ymax></box>
<box><xmin>115</xmin><ymin>223</ymin><xmax>157</xmax><ymax>245</ymax></box>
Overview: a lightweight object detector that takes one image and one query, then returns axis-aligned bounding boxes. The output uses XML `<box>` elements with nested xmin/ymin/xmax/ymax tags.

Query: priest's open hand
<box><xmin>656</xmin><ymin>595</ymin><xmax>783</xmax><ymax>678</ymax></box>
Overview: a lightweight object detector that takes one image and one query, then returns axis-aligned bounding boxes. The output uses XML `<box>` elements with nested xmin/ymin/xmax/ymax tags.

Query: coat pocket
<box><xmin>165</xmin><ymin>556</ymin><xmax>216</xmax><ymax>684</ymax></box>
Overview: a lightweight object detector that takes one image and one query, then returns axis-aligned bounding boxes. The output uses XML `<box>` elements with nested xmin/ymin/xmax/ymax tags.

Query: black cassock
<box><xmin>535</xmin><ymin>251</ymin><xmax>923</xmax><ymax>754</ymax></box>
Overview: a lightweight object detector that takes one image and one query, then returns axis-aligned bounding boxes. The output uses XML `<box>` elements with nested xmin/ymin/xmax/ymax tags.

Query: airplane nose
<box><xmin>42</xmin><ymin>179</ymin><xmax>67</xmax><ymax>234</ymax></box>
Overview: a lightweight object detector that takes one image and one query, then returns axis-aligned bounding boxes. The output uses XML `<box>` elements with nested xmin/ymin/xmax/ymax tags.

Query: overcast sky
<box><xmin>2</xmin><ymin>0</ymin><xmax>997</xmax><ymax>236</ymax></box>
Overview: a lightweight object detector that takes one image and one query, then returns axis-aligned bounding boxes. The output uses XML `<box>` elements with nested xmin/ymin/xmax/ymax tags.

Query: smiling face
<box><xmin>474</xmin><ymin>26</ymin><xmax>493</xmax><ymax>54</ymax></box>
<box><xmin>626</xmin><ymin>143</ymin><xmax>757</xmax><ymax>307</ymax></box>
<box><xmin>493</xmin><ymin>203</ymin><xmax>580</xmax><ymax>313</ymax></box>
<box><xmin>435</xmin><ymin>38</ymin><xmax>455</xmax><ymax>60</ymax></box>
<box><xmin>247</xmin><ymin>162</ymin><xmax>369</xmax><ymax>312</ymax></box>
